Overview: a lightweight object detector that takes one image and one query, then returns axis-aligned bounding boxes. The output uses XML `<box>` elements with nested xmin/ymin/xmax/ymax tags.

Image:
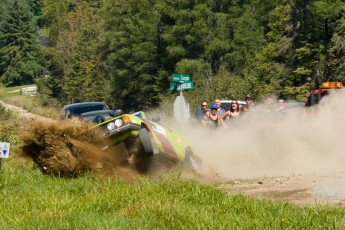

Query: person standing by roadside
<box><xmin>207</xmin><ymin>103</ymin><xmax>223</xmax><ymax>128</ymax></box>
<box><xmin>276</xmin><ymin>99</ymin><xmax>287</xmax><ymax>112</ymax></box>
<box><xmin>193</xmin><ymin>100</ymin><xmax>210</xmax><ymax>126</ymax></box>
<box><xmin>274</xmin><ymin>99</ymin><xmax>289</xmax><ymax>122</ymax></box>
<box><xmin>243</xmin><ymin>95</ymin><xmax>255</xmax><ymax>113</ymax></box>
<box><xmin>261</xmin><ymin>95</ymin><xmax>275</xmax><ymax>113</ymax></box>
<box><xmin>221</xmin><ymin>100</ymin><xmax>241</xmax><ymax>121</ymax></box>
<box><xmin>214</xmin><ymin>99</ymin><xmax>225</xmax><ymax>116</ymax></box>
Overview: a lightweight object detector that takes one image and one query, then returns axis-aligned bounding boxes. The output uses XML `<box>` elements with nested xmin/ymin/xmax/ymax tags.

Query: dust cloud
<box><xmin>19</xmin><ymin>93</ymin><xmax>345</xmax><ymax>181</ymax></box>
<box><xmin>20</xmin><ymin>120</ymin><xmax>139</xmax><ymax>179</ymax></box>
<box><xmin>177</xmin><ymin>93</ymin><xmax>345</xmax><ymax>179</ymax></box>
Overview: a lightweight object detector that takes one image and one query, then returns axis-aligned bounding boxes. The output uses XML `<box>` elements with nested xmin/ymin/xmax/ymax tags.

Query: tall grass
<box><xmin>0</xmin><ymin>155</ymin><xmax>344</xmax><ymax>229</ymax></box>
<box><xmin>0</xmin><ymin>84</ymin><xmax>61</xmax><ymax>119</ymax></box>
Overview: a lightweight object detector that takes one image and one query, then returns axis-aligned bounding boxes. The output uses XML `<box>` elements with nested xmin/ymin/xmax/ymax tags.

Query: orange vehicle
<box><xmin>304</xmin><ymin>82</ymin><xmax>344</xmax><ymax>107</ymax></box>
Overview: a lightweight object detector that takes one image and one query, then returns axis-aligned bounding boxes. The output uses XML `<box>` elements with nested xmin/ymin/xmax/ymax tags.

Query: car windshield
<box><xmin>220</xmin><ymin>100</ymin><xmax>246</xmax><ymax>111</ymax></box>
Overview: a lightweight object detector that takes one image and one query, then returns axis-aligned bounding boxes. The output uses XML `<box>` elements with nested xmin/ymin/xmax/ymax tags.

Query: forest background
<box><xmin>0</xmin><ymin>0</ymin><xmax>344</xmax><ymax>113</ymax></box>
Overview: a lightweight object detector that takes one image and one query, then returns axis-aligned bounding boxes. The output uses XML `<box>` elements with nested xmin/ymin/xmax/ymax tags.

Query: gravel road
<box><xmin>219</xmin><ymin>171</ymin><xmax>345</xmax><ymax>206</ymax></box>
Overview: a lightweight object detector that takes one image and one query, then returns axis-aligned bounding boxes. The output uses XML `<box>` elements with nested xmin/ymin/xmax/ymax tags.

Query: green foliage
<box><xmin>32</xmin><ymin>0</ymin><xmax>345</xmax><ymax>110</ymax></box>
<box><xmin>0</xmin><ymin>0</ymin><xmax>44</xmax><ymax>86</ymax></box>
<box><xmin>0</xmin><ymin>104</ymin><xmax>21</xmax><ymax>144</ymax></box>
<box><xmin>40</xmin><ymin>1</ymin><xmax>107</xmax><ymax>105</ymax></box>
<box><xmin>0</xmin><ymin>103</ymin><xmax>11</xmax><ymax>120</ymax></box>
<box><xmin>0</xmin><ymin>165</ymin><xmax>344</xmax><ymax>228</ymax></box>
<box><xmin>329</xmin><ymin>17</ymin><xmax>345</xmax><ymax>82</ymax></box>
<box><xmin>282</xmin><ymin>85</ymin><xmax>310</xmax><ymax>101</ymax></box>
<box><xmin>98</xmin><ymin>0</ymin><xmax>162</xmax><ymax>111</ymax></box>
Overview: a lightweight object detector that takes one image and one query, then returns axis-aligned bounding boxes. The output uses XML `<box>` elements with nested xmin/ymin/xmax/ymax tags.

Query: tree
<box><xmin>98</xmin><ymin>0</ymin><xmax>161</xmax><ymax>111</ymax></box>
<box><xmin>38</xmin><ymin>1</ymin><xmax>107</xmax><ymax>104</ymax></box>
<box><xmin>0</xmin><ymin>0</ymin><xmax>44</xmax><ymax>86</ymax></box>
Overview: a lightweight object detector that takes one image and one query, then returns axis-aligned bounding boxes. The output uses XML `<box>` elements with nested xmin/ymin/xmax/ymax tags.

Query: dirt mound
<box><xmin>20</xmin><ymin>120</ymin><xmax>138</xmax><ymax>179</ymax></box>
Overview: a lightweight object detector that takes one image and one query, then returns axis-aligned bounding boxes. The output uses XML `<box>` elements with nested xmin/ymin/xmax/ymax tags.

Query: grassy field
<box><xmin>0</xmin><ymin>86</ymin><xmax>345</xmax><ymax>229</ymax></box>
<box><xmin>0</xmin><ymin>84</ymin><xmax>61</xmax><ymax>119</ymax></box>
<box><xmin>1</xmin><ymin>155</ymin><xmax>345</xmax><ymax>229</ymax></box>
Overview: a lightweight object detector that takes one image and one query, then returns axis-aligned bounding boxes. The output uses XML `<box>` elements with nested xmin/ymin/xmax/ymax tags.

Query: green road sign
<box><xmin>170</xmin><ymin>78</ymin><xmax>195</xmax><ymax>91</ymax></box>
<box><xmin>169</xmin><ymin>82</ymin><xmax>177</xmax><ymax>91</ymax></box>
<box><xmin>170</xmin><ymin>81</ymin><xmax>195</xmax><ymax>91</ymax></box>
<box><xmin>177</xmin><ymin>81</ymin><xmax>194</xmax><ymax>90</ymax></box>
<box><xmin>172</xmin><ymin>73</ymin><xmax>190</xmax><ymax>82</ymax></box>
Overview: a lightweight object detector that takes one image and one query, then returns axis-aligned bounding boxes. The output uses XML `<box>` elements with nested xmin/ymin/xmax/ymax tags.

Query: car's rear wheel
<box><xmin>139</xmin><ymin>128</ymin><xmax>154</xmax><ymax>157</ymax></box>
<box><xmin>184</xmin><ymin>147</ymin><xmax>203</xmax><ymax>174</ymax></box>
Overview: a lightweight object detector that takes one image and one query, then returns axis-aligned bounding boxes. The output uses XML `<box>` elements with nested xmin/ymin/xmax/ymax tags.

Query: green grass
<box><xmin>0</xmin><ymin>151</ymin><xmax>344</xmax><ymax>229</ymax></box>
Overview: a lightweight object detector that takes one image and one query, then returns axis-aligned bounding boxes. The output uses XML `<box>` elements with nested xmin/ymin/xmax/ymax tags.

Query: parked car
<box><xmin>92</xmin><ymin>110</ymin><xmax>202</xmax><ymax>173</ymax></box>
<box><xmin>80</xmin><ymin>110</ymin><xmax>115</xmax><ymax>123</ymax></box>
<box><xmin>219</xmin><ymin>100</ymin><xmax>247</xmax><ymax>111</ymax></box>
<box><xmin>60</xmin><ymin>102</ymin><xmax>109</xmax><ymax>120</ymax></box>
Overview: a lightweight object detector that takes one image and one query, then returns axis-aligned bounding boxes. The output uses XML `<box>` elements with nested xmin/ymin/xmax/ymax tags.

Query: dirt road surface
<box><xmin>216</xmin><ymin>172</ymin><xmax>345</xmax><ymax>206</ymax></box>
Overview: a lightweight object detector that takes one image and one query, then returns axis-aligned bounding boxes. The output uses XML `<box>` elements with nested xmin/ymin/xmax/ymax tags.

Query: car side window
<box><xmin>221</xmin><ymin>103</ymin><xmax>231</xmax><ymax>111</ymax></box>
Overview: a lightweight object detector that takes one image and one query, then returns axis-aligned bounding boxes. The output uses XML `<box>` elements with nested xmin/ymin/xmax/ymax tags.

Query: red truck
<box><xmin>304</xmin><ymin>82</ymin><xmax>344</xmax><ymax>107</ymax></box>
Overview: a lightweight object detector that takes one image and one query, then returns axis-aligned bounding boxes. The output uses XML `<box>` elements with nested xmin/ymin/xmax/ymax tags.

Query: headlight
<box><xmin>107</xmin><ymin>122</ymin><xmax>115</xmax><ymax>131</ymax></box>
<box><xmin>114</xmin><ymin>118</ymin><xmax>123</xmax><ymax>127</ymax></box>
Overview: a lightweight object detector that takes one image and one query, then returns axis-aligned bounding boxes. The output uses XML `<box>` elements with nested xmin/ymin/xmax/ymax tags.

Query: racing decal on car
<box><xmin>142</xmin><ymin>119</ymin><xmax>178</xmax><ymax>158</ymax></box>
<box><xmin>151</xmin><ymin>123</ymin><xmax>166</xmax><ymax>135</ymax></box>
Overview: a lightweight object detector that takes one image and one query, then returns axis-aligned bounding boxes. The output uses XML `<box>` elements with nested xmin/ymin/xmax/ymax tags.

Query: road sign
<box><xmin>176</xmin><ymin>81</ymin><xmax>194</xmax><ymax>90</ymax></box>
<box><xmin>170</xmin><ymin>82</ymin><xmax>177</xmax><ymax>91</ymax></box>
<box><xmin>172</xmin><ymin>73</ymin><xmax>190</xmax><ymax>82</ymax></box>
<box><xmin>170</xmin><ymin>81</ymin><xmax>195</xmax><ymax>91</ymax></box>
<box><xmin>0</xmin><ymin>142</ymin><xmax>10</xmax><ymax>158</ymax></box>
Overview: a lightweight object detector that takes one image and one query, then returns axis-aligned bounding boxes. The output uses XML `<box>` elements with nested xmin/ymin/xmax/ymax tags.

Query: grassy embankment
<box><xmin>0</xmin><ymin>85</ymin><xmax>345</xmax><ymax>229</ymax></box>
<box><xmin>0</xmin><ymin>84</ymin><xmax>61</xmax><ymax>119</ymax></box>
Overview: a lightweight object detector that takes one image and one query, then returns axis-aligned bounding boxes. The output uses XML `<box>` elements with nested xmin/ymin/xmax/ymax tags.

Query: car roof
<box><xmin>219</xmin><ymin>100</ymin><xmax>246</xmax><ymax>105</ymax></box>
<box><xmin>63</xmin><ymin>102</ymin><xmax>107</xmax><ymax>109</ymax></box>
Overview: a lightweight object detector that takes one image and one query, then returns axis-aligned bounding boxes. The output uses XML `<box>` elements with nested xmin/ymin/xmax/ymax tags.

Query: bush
<box><xmin>0</xmin><ymin>104</ymin><xmax>21</xmax><ymax>144</ymax></box>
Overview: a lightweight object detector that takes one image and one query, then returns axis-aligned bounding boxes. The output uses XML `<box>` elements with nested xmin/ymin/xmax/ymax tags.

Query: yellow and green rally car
<box><xmin>93</xmin><ymin>111</ymin><xmax>202</xmax><ymax>172</ymax></box>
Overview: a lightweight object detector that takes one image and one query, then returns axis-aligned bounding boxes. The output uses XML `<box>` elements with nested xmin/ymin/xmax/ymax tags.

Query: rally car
<box><xmin>92</xmin><ymin>111</ymin><xmax>202</xmax><ymax>172</ymax></box>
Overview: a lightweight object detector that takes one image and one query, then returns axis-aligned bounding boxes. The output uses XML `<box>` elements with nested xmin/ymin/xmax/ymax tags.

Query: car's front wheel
<box><xmin>138</xmin><ymin>128</ymin><xmax>154</xmax><ymax>157</ymax></box>
<box><xmin>184</xmin><ymin>147</ymin><xmax>203</xmax><ymax>174</ymax></box>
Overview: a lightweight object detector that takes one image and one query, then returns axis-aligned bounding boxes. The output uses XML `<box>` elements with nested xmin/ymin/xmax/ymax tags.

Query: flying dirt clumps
<box><xmin>20</xmin><ymin>120</ymin><xmax>137</xmax><ymax>178</ymax></box>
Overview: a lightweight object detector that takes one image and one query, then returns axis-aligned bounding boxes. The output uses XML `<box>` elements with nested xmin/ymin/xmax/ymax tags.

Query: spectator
<box><xmin>262</xmin><ymin>95</ymin><xmax>274</xmax><ymax>112</ymax></box>
<box><xmin>276</xmin><ymin>99</ymin><xmax>287</xmax><ymax>112</ymax></box>
<box><xmin>214</xmin><ymin>99</ymin><xmax>226</xmax><ymax>116</ymax></box>
<box><xmin>207</xmin><ymin>103</ymin><xmax>222</xmax><ymax>128</ymax></box>
<box><xmin>221</xmin><ymin>100</ymin><xmax>241</xmax><ymax>122</ymax></box>
<box><xmin>193</xmin><ymin>100</ymin><xmax>210</xmax><ymax>125</ymax></box>
<box><xmin>244</xmin><ymin>95</ymin><xmax>255</xmax><ymax>113</ymax></box>
<box><xmin>274</xmin><ymin>99</ymin><xmax>289</xmax><ymax>122</ymax></box>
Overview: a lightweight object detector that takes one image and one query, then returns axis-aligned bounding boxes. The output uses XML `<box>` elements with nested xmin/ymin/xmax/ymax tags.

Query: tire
<box><xmin>138</xmin><ymin>128</ymin><xmax>154</xmax><ymax>157</ymax></box>
<box><xmin>184</xmin><ymin>147</ymin><xmax>203</xmax><ymax>174</ymax></box>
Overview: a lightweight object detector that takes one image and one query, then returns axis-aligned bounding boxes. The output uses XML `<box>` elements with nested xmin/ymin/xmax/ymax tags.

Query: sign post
<box><xmin>170</xmin><ymin>73</ymin><xmax>194</xmax><ymax>123</ymax></box>
<box><xmin>0</xmin><ymin>142</ymin><xmax>10</xmax><ymax>170</ymax></box>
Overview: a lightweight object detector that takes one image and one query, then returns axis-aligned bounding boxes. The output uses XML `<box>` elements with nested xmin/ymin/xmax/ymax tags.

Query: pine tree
<box><xmin>0</xmin><ymin>0</ymin><xmax>44</xmax><ymax>85</ymax></box>
<box><xmin>98</xmin><ymin>0</ymin><xmax>161</xmax><ymax>111</ymax></box>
